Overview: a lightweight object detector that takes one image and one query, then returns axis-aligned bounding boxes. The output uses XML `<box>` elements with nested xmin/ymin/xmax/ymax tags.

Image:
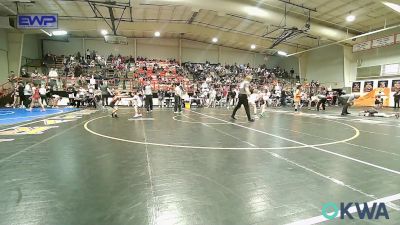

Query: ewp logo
<box><xmin>17</xmin><ymin>14</ymin><xmax>58</xmax><ymax>29</ymax></box>
<box><xmin>322</xmin><ymin>202</ymin><xmax>389</xmax><ymax>220</ymax></box>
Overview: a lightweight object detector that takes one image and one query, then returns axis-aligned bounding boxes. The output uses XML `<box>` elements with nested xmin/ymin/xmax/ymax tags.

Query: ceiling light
<box><xmin>243</xmin><ymin>6</ymin><xmax>267</xmax><ymax>17</ymax></box>
<box><xmin>212</xmin><ymin>37</ymin><xmax>218</xmax><ymax>43</ymax></box>
<box><xmin>346</xmin><ymin>14</ymin><xmax>356</xmax><ymax>22</ymax></box>
<box><xmin>154</xmin><ymin>31</ymin><xmax>160</xmax><ymax>37</ymax></box>
<box><xmin>277</xmin><ymin>51</ymin><xmax>288</xmax><ymax>56</ymax></box>
<box><xmin>41</xmin><ymin>29</ymin><xmax>52</xmax><ymax>37</ymax></box>
<box><xmin>101</xmin><ymin>29</ymin><xmax>108</xmax><ymax>36</ymax></box>
<box><xmin>52</xmin><ymin>30</ymin><xmax>67</xmax><ymax>36</ymax></box>
<box><xmin>250</xmin><ymin>44</ymin><xmax>256</xmax><ymax>49</ymax></box>
<box><xmin>382</xmin><ymin>2</ymin><xmax>400</xmax><ymax>13</ymax></box>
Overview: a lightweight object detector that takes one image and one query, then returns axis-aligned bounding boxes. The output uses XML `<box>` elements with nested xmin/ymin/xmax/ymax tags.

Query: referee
<box><xmin>231</xmin><ymin>75</ymin><xmax>254</xmax><ymax>122</ymax></box>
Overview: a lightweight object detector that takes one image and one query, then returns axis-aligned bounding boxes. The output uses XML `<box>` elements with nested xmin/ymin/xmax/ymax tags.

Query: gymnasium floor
<box><xmin>0</xmin><ymin>106</ymin><xmax>399</xmax><ymax>225</ymax></box>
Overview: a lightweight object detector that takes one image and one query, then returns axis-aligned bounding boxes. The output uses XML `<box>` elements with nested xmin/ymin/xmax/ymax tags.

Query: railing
<box><xmin>0</xmin><ymin>81</ymin><xmax>12</xmax><ymax>98</ymax></box>
<box><xmin>4</xmin><ymin>75</ymin><xmax>315</xmax><ymax>97</ymax></box>
<box><xmin>13</xmin><ymin>77</ymin><xmax>193</xmax><ymax>92</ymax></box>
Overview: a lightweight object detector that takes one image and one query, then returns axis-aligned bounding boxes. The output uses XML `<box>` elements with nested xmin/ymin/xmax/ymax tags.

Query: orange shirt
<box><xmin>294</xmin><ymin>89</ymin><xmax>301</xmax><ymax>102</ymax></box>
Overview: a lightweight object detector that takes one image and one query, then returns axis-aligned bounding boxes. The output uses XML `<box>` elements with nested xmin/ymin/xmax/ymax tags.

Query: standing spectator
<box><xmin>90</xmin><ymin>75</ymin><xmax>97</xmax><ymax>89</ymax></box>
<box><xmin>8</xmin><ymin>71</ymin><xmax>16</xmax><ymax>84</ymax></box>
<box><xmin>316</xmin><ymin>93</ymin><xmax>327</xmax><ymax>111</ymax></box>
<box><xmin>208</xmin><ymin>87</ymin><xmax>217</xmax><ymax>108</ymax></box>
<box><xmin>18</xmin><ymin>82</ymin><xmax>24</xmax><ymax>108</ymax></box>
<box><xmin>21</xmin><ymin>68</ymin><xmax>29</xmax><ymax>78</ymax></box>
<box><xmin>394</xmin><ymin>90</ymin><xmax>400</xmax><ymax>109</ymax></box>
<box><xmin>74</xmin><ymin>64</ymin><xmax>82</xmax><ymax>77</ymax></box>
<box><xmin>39</xmin><ymin>84</ymin><xmax>48</xmax><ymax>106</ymax></box>
<box><xmin>144</xmin><ymin>82</ymin><xmax>153</xmax><ymax>112</ymax></box>
<box><xmin>11</xmin><ymin>83</ymin><xmax>20</xmax><ymax>108</ymax></box>
<box><xmin>91</xmin><ymin>50</ymin><xmax>96</xmax><ymax>60</ymax></box>
<box><xmin>158</xmin><ymin>90</ymin><xmax>164</xmax><ymax>108</ymax></box>
<box><xmin>31</xmin><ymin>69</ymin><xmax>39</xmax><ymax>78</ymax></box>
<box><xmin>66</xmin><ymin>85</ymin><xmax>76</xmax><ymax>106</ymax></box>
<box><xmin>48</xmin><ymin>68</ymin><xmax>59</xmax><ymax>90</ymax></box>
<box><xmin>23</xmin><ymin>82</ymin><xmax>32</xmax><ymax>108</ymax></box>
<box><xmin>86</xmin><ymin>49</ymin><xmax>91</xmax><ymax>60</ymax></box>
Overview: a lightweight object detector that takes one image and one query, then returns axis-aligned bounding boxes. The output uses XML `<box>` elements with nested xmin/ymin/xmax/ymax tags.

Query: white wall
<box><xmin>22</xmin><ymin>34</ymin><xmax>42</xmax><ymax>59</ymax></box>
<box><xmin>344</xmin><ymin>46</ymin><xmax>357</xmax><ymax>87</ymax></box>
<box><xmin>137</xmin><ymin>38</ymin><xmax>178</xmax><ymax>60</ymax></box>
<box><xmin>0</xmin><ymin>29</ymin><xmax>9</xmax><ymax>84</ymax></box>
<box><xmin>354</xmin><ymin>43</ymin><xmax>400</xmax><ymax>68</ymax></box>
<box><xmin>43</xmin><ymin>38</ymin><xmax>83</xmax><ymax>56</ymax></box>
<box><xmin>42</xmin><ymin>37</ymin><xmax>272</xmax><ymax>66</ymax></box>
<box><xmin>219</xmin><ymin>47</ymin><xmax>255</xmax><ymax>66</ymax></box>
<box><xmin>258</xmin><ymin>55</ymin><xmax>299</xmax><ymax>74</ymax></box>
<box><xmin>301</xmin><ymin>44</ymin><xmax>344</xmax><ymax>88</ymax></box>
<box><xmin>181</xmin><ymin>40</ymin><xmax>218</xmax><ymax>63</ymax></box>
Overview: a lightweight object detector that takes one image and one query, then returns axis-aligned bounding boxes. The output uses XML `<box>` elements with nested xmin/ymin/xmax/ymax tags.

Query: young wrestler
<box><xmin>131</xmin><ymin>91</ymin><xmax>143</xmax><ymax>118</ymax></box>
<box><xmin>28</xmin><ymin>85</ymin><xmax>46</xmax><ymax>112</ymax></box>
<box><xmin>260</xmin><ymin>88</ymin><xmax>271</xmax><ymax>117</ymax></box>
<box><xmin>374</xmin><ymin>95</ymin><xmax>383</xmax><ymax>110</ymax></box>
<box><xmin>294</xmin><ymin>85</ymin><xmax>302</xmax><ymax>112</ymax></box>
<box><xmin>110</xmin><ymin>92</ymin><xmax>121</xmax><ymax>118</ymax></box>
<box><xmin>249</xmin><ymin>89</ymin><xmax>260</xmax><ymax>118</ymax></box>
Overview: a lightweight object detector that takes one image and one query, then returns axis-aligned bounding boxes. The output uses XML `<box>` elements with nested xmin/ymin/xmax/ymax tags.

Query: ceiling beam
<box><xmin>187</xmin><ymin>11</ymin><xmax>198</xmax><ymax>24</ymax></box>
<box><xmin>57</xmin><ymin>19</ymin><xmax>308</xmax><ymax>53</ymax></box>
<box><xmin>0</xmin><ymin>2</ymin><xmax>16</xmax><ymax>15</ymax></box>
<box><xmin>52</xmin><ymin>0</ymin><xmax>70</xmax><ymax>17</ymax></box>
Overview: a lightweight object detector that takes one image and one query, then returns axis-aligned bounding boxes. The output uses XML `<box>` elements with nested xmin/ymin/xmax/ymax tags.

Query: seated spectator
<box><xmin>21</xmin><ymin>68</ymin><xmax>29</xmax><ymax>78</ymax></box>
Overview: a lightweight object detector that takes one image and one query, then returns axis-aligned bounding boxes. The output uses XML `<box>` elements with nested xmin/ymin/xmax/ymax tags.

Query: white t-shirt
<box><xmin>49</xmin><ymin>70</ymin><xmax>58</xmax><ymax>78</ymax></box>
<box><xmin>249</xmin><ymin>93</ymin><xmax>258</xmax><ymax>104</ymax></box>
<box><xmin>39</xmin><ymin>87</ymin><xmax>47</xmax><ymax>95</ymax></box>
<box><xmin>144</xmin><ymin>85</ymin><xmax>152</xmax><ymax>95</ymax></box>
<box><xmin>239</xmin><ymin>81</ymin><xmax>250</xmax><ymax>95</ymax></box>
<box><xmin>175</xmin><ymin>86</ymin><xmax>183</xmax><ymax>97</ymax></box>
<box><xmin>24</xmin><ymin>85</ymin><xmax>32</xmax><ymax>95</ymax></box>
<box><xmin>209</xmin><ymin>90</ymin><xmax>217</xmax><ymax>98</ymax></box>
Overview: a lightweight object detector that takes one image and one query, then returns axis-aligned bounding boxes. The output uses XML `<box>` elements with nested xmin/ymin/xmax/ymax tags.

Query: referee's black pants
<box><xmin>232</xmin><ymin>94</ymin><xmax>251</xmax><ymax>120</ymax></box>
<box><xmin>145</xmin><ymin>95</ymin><xmax>153</xmax><ymax>111</ymax></box>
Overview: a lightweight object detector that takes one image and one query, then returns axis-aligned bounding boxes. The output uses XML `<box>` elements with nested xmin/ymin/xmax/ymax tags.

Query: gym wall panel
<box><xmin>304</xmin><ymin>44</ymin><xmax>344</xmax><ymax>88</ymax></box>
<box><xmin>43</xmin><ymin>38</ymin><xmax>83</xmax><ymax>56</ymax></box>
<box><xmin>344</xmin><ymin>46</ymin><xmax>357</xmax><ymax>87</ymax></box>
<box><xmin>264</xmin><ymin>56</ymin><xmax>299</xmax><ymax>73</ymax></box>
<box><xmin>0</xmin><ymin>50</ymin><xmax>8</xmax><ymax>84</ymax></box>
<box><xmin>220</xmin><ymin>47</ymin><xmax>255</xmax><ymax>66</ymax></box>
<box><xmin>254</xmin><ymin>54</ymin><xmax>267</xmax><ymax>66</ymax></box>
<box><xmin>40</xmin><ymin>37</ymin><xmax>301</xmax><ymax>72</ymax></box>
<box><xmin>85</xmin><ymin>38</ymin><xmax>135</xmax><ymax>56</ymax></box>
<box><xmin>354</xmin><ymin>44</ymin><xmax>400</xmax><ymax>67</ymax></box>
<box><xmin>278</xmin><ymin>56</ymin><xmax>299</xmax><ymax>74</ymax></box>
<box><xmin>181</xmin><ymin>40</ymin><xmax>218</xmax><ymax>63</ymax></box>
<box><xmin>0</xmin><ymin>29</ymin><xmax>8</xmax><ymax>83</ymax></box>
<box><xmin>0</xmin><ymin>29</ymin><xmax>7</xmax><ymax>51</ymax></box>
<box><xmin>136</xmin><ymin>38</ymin><xmax>178</xmax><ymax>60</ymax></box>
<box><xmin>22</xmin><ymin>34</ymin><xmax>42</xmax><ymax>59</ymax></box>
